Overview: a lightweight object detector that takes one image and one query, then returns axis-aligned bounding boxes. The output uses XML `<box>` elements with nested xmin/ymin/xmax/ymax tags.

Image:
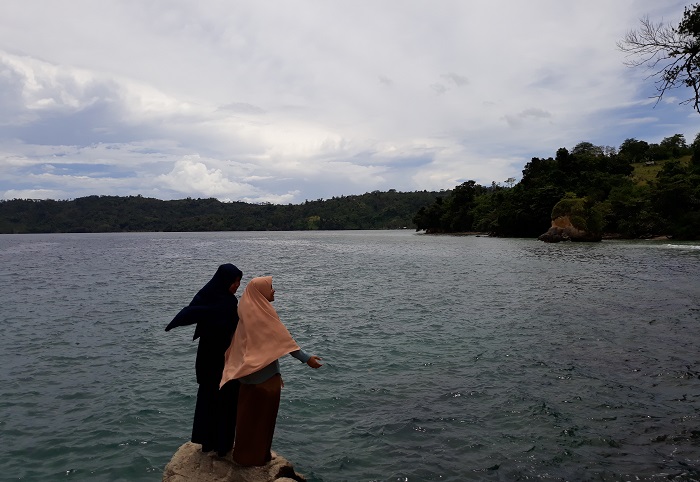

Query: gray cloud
<box><xmin>378</xmin><ymin>76</ymin><xmax>394</xmax><ymax>87</ymax></box>
<box><xmin>502</xmin><ymin>108</ymin><xmax>553</xmax><ymax>128</ymax></box>
<box><xmin>0</xmin><ymin>1</ymin><xmax>698</xmax><ymax>202</ymax></box>
<box><xmin>218</xmin><ymin>102</ymin><xmax>267</xmax><ymax>115</ymax></box>
<box><xmin>430</xmin><ymin>83</ymin><xmax>448</xmax><ymax>95</ymax></box>
<box><xmin>442</xmin><ymin>72</ymin><xmax>469</xmax><ymax>87</ymax></box>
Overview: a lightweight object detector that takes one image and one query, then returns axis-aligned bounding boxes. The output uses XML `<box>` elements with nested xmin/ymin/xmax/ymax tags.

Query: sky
<box><xmin>1</xmin><ymin>0</ymin><xmax>699</xmax><ymax>204</ymax></box>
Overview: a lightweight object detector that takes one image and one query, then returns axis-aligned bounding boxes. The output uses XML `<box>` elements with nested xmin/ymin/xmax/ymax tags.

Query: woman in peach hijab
<box><xmin>220</xmin><ymin>276</ymin><xmax>322</xmax><ymax>466</ymax></box>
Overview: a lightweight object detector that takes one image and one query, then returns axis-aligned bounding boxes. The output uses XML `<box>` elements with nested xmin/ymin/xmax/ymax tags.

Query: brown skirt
<box><xmin>232</xmin><ymin>374</ymin><xmax>282</xmax><ymax>466</ymax></box>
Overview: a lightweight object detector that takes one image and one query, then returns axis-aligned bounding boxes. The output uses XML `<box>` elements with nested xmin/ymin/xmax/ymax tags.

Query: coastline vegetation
<box><xmin>0</xmin><ymin>190</ymin><xmax>440</xmax><ymax>234</ymax></box>
<box><xmin>413</xmin><ymin>134</ymin><xmax>700</xmax><ymax>240</ymax></box>
<box><xmin>1</xmin><ymin>135</ymin><xmax>698</xmax><ymax>240</ymax></box>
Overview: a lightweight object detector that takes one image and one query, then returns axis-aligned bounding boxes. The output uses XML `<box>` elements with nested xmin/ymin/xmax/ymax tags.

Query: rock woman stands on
<box><xmin>220</xmin><ymin>276</ymin><xmax>322</xmax><ymax>466</ymax></box>
<box><xmin>165</xmin><ymin>263</ymin><xmax>243</xmax><ymax>456</ymax></box>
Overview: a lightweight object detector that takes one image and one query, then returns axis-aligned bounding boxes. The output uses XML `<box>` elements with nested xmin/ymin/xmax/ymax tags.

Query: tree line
<box><xmin>2</xmin><ymin>134</ymin><xmax>698</xmax><ymax>239</ymax></box>
<box><xmin>0</xmin><ymin>190</ymin><xmax>441</xmax><ymax>234</ymax></box>
<box><xmin>413</xmin><ymin>134</ymin><xmax>700</xmax><ymax>240</ymax></box>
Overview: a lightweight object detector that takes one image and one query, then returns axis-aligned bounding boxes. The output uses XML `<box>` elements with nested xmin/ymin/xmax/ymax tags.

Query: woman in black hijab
<box><xmin>165</xmin><ymin>263</ymin><xmax>243</xmax><ymax>455</ymax></box>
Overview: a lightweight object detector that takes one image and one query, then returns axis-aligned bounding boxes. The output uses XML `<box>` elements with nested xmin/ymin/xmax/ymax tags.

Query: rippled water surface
<box><xmin>1</xmin><ymin>231</ymin><xmax>699</xmax><ymax>481</ymax></box>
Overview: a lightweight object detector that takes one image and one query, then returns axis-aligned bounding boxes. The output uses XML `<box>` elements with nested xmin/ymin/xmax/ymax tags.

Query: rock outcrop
<box><xmin>538</xmin><ymin>215</ymin><xmax>601</xmax><ymax>242</ymax></box>
<box><xmin>162</xmin><ymin>442</ymin><xmax>307</xmax><ymax>482</ymax></box>
<box><xmin>538</xmin><ymin>196</ymin><xmax>604</xmax><ymax>243</ymax></box>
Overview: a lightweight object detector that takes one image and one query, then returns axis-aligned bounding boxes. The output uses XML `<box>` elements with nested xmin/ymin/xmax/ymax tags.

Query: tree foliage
<box><xmin>4</xmin><ymin>138</ymin><xmax>700</xmax><ymax>240</ymax></box>
<box><xmin>413</xmin><ymin>134</ymin><xmax>700</xmax><ymax>240</ymax></box>
<box><xmin>0</xmin><ymin>190</ymin><xmax>441</xmax><ymax>234</ymax></box>
<box><xmin>618</xmin><ymin>3</ymin><xmax>700</xmax><ymax>112</ymax></box>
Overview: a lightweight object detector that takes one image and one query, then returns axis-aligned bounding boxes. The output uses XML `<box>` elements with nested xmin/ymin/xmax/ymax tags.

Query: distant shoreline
<box><xmin>601</xmin><ymin>233</ymin><xmax>673</xmax><ymax>241</ymax></box>
<box><xmin>417</xmin><ymin>230</ymin><xmax>490</xmax><ymax>236</ymax></box>
<box><xmin>418</xmin><ymin>231</ymin><xmax>675</xmax><ymax>241</ymax></box>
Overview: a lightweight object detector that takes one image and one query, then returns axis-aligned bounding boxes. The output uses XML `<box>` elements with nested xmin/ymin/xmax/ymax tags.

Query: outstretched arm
<box><xmin>290</xmin><ymin>349</ymin><xmax>323</xmax><ymax>368</ymax></box>
<box><xmin>164</xmin><ymin>298</ymin><xmax>238</xmax><ymax>331</ymax></box>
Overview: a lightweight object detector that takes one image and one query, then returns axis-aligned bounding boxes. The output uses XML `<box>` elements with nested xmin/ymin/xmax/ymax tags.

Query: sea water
<box><xmin>0</xmin><ymin>231</ymin><xmax>699</xmax><ymax>481</ymax></box>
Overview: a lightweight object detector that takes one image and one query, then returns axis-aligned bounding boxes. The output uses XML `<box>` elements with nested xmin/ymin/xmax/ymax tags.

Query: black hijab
<box><xmin>165</xmin><ymin>263</ymin><xmax>243</xmax><ymax>340</ymax></box>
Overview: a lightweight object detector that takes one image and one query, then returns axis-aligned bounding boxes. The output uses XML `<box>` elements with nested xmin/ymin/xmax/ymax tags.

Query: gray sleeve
<box><xmin>290</xmin><ymin>349</ymin><xmax>311</xmax><ymax>363</ymax></box>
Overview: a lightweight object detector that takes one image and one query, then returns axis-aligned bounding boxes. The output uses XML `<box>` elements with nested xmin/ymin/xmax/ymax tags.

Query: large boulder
<box><xmin>162</xmin><ymin>442</ymin><xmax>307</xmax><ymax>482</ymax></box>
<box><xmin>538</xmin><ymin>215</ymin><xmax>601</xmax><ymax>242</ymax></box>
<box><xmin>538</xmin><ymin>197</ymin><xmax>604</xmax><ymax>242</ymax></box>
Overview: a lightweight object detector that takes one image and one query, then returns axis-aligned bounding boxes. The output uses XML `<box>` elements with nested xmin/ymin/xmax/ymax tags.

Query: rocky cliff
<box><xmin>538</xmin><ymin>215</ymin><xmax>602</xmax><ymax>242</ymax></box>
<box><xmin>162</xmin><ymin>442</ymin><xmax>307</xmax><ymax>482</ymax></box>
<box><xmin>538</xmin><ymin>196</ymin><xmax>604</xmax><ymax>242</ymax></box>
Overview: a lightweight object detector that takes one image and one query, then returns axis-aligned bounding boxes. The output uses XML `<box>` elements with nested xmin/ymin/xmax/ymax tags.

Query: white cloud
<box><xmin>158</xmin><ymin>156</ymin><xmax>259</xmax><ymax>200</ymax></box>
<box><xmin>0</xmin><ymin>0</ymin><xmax>699</xmax><ymax>202</ymax></box>
<box><xmin>503</xmin><ymin>108</ymin><xmax>554</xmax><ymax>128</ymax></box>
<box><xmin>2</xmin><ymin>188</ymin><xmax>65</xmax><ymax>200</ymax></box>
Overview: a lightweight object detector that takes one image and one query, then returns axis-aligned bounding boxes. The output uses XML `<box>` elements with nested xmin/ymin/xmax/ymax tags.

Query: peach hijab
<box><xmin>220</xmin><ymin>276</ymin><xmax>299</xmax><ymax>387</ymax></box>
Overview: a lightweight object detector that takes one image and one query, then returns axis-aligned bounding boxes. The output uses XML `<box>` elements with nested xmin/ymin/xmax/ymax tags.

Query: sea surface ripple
<box><xmin>1</xmin><ymin>231</ymin><xmax>699</xmax><ymax>481</ymax></box>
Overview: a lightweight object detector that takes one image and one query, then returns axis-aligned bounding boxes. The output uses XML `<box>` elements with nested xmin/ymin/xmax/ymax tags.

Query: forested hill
<box><xmin>4</xmin><ymin>135</ymin><xmax>700</xmax><ymax>238</ymax></box>
<box><xmin>413</xmin><ymin>135</ymin><xmax>700</xmax><ymax>240</ymax></box>
<box><xmin>0</xmin><ymin>190</ymin><xmax>442</xmax><ymax>233</ymax></box>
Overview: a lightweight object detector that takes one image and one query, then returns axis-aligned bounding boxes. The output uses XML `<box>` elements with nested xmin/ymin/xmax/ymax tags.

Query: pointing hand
<box><xmin>307</xmin><ymin>356</ymin><xmax>323</xmax><ymax>368</ymax></box>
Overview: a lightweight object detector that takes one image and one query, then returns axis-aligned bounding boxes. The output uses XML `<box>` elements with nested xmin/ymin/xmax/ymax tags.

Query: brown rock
<box><xmin>162</xmin><ymin>442</ymin><xmax>307</xmax><ymax>482</ymax></box>
<box><xmin>538</xmin><ymin>215</ymin><xmax>601</xmax><ymax>243</ymax></box>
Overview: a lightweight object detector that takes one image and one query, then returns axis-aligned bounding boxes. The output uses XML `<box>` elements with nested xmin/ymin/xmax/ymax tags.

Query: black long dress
<box><xmin>165</xmin><ymin>263</ymin><xmax>242</xmax><ymax>455</ymax></box>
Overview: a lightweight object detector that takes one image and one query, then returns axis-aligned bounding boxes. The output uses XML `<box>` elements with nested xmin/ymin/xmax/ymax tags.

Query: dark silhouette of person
<box><xmin>165</xmin><ymin>263</ymin><xmax>243</xmax><ymax>455</ymax></box>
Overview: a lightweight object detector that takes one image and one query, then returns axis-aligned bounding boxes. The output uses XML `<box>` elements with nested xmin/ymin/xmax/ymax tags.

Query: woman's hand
<box><xmin>307</xmin><ymin>356</ymin><xmax>323</xmax><ymax>368</ymax></box>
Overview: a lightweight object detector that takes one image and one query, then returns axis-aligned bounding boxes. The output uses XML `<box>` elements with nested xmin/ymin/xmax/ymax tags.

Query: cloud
<box><xmin>218</xmin><ymin>102</ymin><xmax>267</xmax><ymax>115</ymax></box>
<box><xmin>442</xmin><ymin>73</ymin><xmax>469</xmax><ymax>87</ymax></box>
<box><xmin>502</xmin><ymin>108</ymin><xmax>553</xmax><ymax>128</ymax></box>
<box><xmin>0</xmin><ymin>0</ymin><xmax>699</xmax><ymax>203</ymax></box>
<box><xmin>430</xmin><ymin>83</ymin><xmax>448</xmax><ymax>95</ymax></box>
<box><xmin>3</xmin><ymin>188</ymin><xmax>66</xmax><ymax>200</ymax></box>
<box><xmin>430</xmin><ymin>73</ymin><xmax>469</xmax><ymax>95</ymax></box>
<box><xmin>378</xmin><ymin>76</ymin><xmax>394</xmax><ymax>87</ymax></box>
<box><xmin>158</xmin><ymin>156</ymin><xmax>259</xmax><ymax>200</ymax></box>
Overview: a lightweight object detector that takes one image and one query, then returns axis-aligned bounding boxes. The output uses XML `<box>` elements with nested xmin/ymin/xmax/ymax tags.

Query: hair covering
<box><xmin>220</xmin><ymin>276</ymin><xmax>300</xmax><ymax>386</ymax></box>
<box><xmin>165</xmin><ymin>263</ymin><xmax>243</xmax><ymax>340</ymax></box>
